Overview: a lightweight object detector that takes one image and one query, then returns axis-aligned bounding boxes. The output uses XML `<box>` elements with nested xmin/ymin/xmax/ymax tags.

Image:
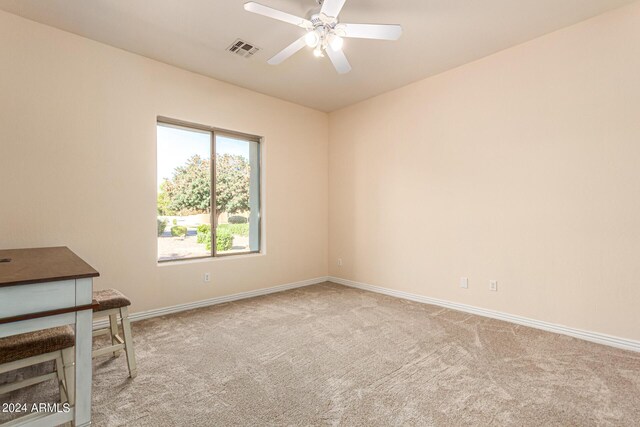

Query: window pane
<box><xmin>157</xmin><ymin>124</ymin><xmax>212</xmax><ymax>261</ymax></box>
<box><xmin>215</xmin><ymin>134</ymin><xmax>260</xmax><ymax>254</ymax></box>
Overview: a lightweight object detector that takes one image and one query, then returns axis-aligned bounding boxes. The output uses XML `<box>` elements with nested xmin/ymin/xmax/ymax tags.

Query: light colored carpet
<box><xmin>2</xmin><ymin>282</ymin><xmax>640</xmax><ymax>426</ymax></box>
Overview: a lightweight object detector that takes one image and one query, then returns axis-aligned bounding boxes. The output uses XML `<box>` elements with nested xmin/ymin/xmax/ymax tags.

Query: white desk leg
<box><xmin>74</xmin><ymin>278</ymin><xmax>93</xmax><ymax>427</ymax></box>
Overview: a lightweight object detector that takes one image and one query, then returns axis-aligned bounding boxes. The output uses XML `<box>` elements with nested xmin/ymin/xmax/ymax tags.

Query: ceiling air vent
<box><xmin>227</xmin><ymin>39</ymin><xmax>260</xmax><ymax>58</ymax></box>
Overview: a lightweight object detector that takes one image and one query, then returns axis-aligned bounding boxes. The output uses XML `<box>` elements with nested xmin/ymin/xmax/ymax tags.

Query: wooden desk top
<box><xmin>0</xmin><ymin>246</ymin><xmax>99</xmax><ymax>287</ymax></box>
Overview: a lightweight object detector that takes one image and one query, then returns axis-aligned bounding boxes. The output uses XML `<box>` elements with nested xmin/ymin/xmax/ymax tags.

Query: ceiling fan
<box><xmin>243</xmin><ymin>0</ymin><xmax>402</xmax><ymax>74</ymax></box>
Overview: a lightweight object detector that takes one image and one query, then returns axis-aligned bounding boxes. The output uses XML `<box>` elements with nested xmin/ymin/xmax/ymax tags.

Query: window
<box><xmin>157</xmin><ymin>118</ymin><xmax>261</xmax><ymax>262</ymax></box>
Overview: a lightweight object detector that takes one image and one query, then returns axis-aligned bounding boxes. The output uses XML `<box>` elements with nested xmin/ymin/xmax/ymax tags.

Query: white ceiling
<box><xmin>0</xmin><ymin>0</ymin><xmax>634</xmax><ymax>111</ymax></box>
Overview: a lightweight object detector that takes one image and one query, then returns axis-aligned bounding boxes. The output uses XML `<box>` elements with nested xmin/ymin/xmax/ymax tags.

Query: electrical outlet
<box><xmin>460</xmin><ymin>277</ymin><xmax>468</xmax><ymax>289</ymax></box>
<box><xmin>337</xmin><ymin>258</ymin><xmax>343</xmax><ymax>267</ymax></box>
<box><xmin>489</xmin><ymin>280</ymin><xmax>498</xmax><ymax>291</ymax></box>
<box><xmin>204</xmin><ymin>273</ymin><xmax>210</xmax><ymax>283</ymax></box>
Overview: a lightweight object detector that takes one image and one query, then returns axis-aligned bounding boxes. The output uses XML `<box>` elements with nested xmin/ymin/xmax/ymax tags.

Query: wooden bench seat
<box><xmin>93</xmin><ymin>288</ymin><xmax>131</xmax><ymax>311</ymax></box>
<box><xmin>0</xmin><ymin>326</ymin><xmax>74</xmax><ymax>365</ymax></box>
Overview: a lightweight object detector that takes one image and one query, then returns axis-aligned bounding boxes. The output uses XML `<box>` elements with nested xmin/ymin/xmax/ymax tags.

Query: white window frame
<box><xmin>157</xmin><ymin>116</ymin><xmax>262</xmax><ymax>262</ymax></box>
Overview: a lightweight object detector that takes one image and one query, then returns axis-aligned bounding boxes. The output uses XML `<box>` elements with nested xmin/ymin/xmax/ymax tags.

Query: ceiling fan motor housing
<box><xmin>308</xmin><ymin>13</ymin><xmax>344</xmax><ymax>51</ymax></box>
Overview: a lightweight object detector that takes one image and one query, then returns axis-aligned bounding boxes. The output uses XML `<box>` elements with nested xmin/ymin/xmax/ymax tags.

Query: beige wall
<box><xmin>2</xmin><ymin>3</ymin><xmax>639</xmax><ymax>342</ymax></box>
<box><xmin>0</xmin><ymin>10</ymin><xmax>328</xmax><ymax>313</ymax></box>
<box><xmin>329</xmin><ymin>2</ymin><xmax>640</xmax><ymax>341</ymax></box>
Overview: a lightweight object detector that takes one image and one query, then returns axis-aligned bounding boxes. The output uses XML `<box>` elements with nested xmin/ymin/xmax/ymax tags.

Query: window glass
<box><xmin>215</xmin><ymin>134</ymin><xmax>260</xmax><ymax>255</ymax></box>
<box><xmin>157</xmin><ymin>124</ymin><xmax>212</xmax><ymax>261</ymax></box>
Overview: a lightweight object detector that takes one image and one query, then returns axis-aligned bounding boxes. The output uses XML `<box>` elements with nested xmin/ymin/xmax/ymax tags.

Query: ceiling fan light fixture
<box><xmin>305</xmin><ymin>30</ymin><xmax>320</xmax><ymax>47</ymax></box>
<box><xmin>329</xmin><ymin>34</ymin><xmax>344</xmax><ymax>51</ymax></box>
<box><xmin>244</xmin><ymin>0</ymin><xmax>402</xmax><ymax>74</ymax></box>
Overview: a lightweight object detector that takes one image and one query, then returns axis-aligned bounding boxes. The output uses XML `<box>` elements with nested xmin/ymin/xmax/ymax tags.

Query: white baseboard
<box><xmin>329</xmin><ymin>276</ymin><xmax>640</xmax><ymax>353</ymax></box>
<box><xmin>94</xmin><ymin>274</ymin><xmax>639</xmax><ymax>353</ymax></box>
<box><xmin>93</xmin><ymin>276</ymin><xmax>329</xmax><ymax>329</ymax></box>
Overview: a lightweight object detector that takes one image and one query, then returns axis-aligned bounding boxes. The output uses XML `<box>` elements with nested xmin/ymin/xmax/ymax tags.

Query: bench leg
<box><xmin>109</xmin><ymin>313</ymin><xmax>122</xmax><ymax>358</ymax></box>
<box><xmin>120</xmin><ymin>306</ymin><xmax>137</xmax><ymax>378</ymax></box>
<box><xmin>55</xmin><ymin>354</ymin><xmax>68</xmax><ymax>404</ymax></box>
<box><xmin>61</xmin><ymin>346</ymin><xmax>75</xmax><ymax>407</ymax></box>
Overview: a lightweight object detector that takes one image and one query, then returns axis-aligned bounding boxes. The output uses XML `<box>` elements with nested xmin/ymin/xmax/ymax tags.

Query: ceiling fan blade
<box><xmin>244</xmin><ymin>2</ymin><xmax>312</xmax><ymax>29</ymax></box>
<box><xmin>340</xmin><ymin>23</ymin><xmax>402</xmax><ymax>40</ymax></box>
<box><xmin>268</xmin><ymin>35</ymin><xmax>308</xmax><ymax>65</ymax></box>
<box><xmin>326</xmin><ymin>47</ymin><xmax>352</xmax><ymax>74</ymax></box>
<box><xmin>320</xmin><ymin>0</ymin><xmax>347</xmax><ymax>18</ymax></box>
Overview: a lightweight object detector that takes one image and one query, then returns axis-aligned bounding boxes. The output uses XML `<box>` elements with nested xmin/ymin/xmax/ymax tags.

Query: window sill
<box><xmin>157</xmin><ymin>251</ymin><xmax>263</xmax><ymax>266</ymax></box>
